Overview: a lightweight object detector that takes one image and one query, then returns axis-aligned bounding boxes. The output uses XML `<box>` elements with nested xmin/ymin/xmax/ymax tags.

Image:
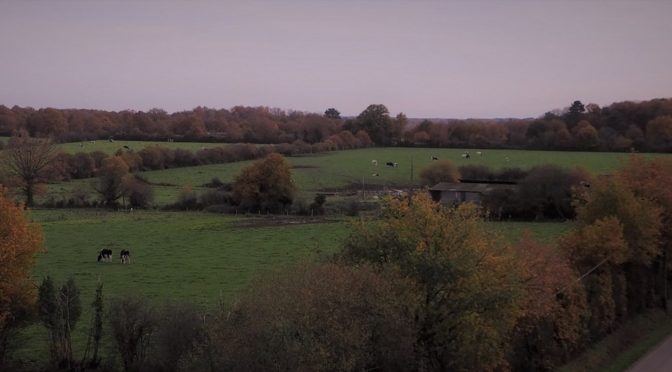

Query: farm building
<box><xmin>429</xmin><ymin>181</ymin><xmax>517</xmax><ymax>204</ymax></box>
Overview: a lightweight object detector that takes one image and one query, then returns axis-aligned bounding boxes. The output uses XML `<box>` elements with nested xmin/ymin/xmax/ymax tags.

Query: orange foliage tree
<box><xmin>509</xmin><ymin>233</ymin><xmax>589</xmax><ymax>370</ymax></box>
<box><xmin>232</xmin><ymin>153</ymin><xmax>296</xmax><ymax>213</ymax></box>
<box><xmin>616</xmin><ymin>155</ymin><xmax>672</xmax><ymax>308</ymax></box>
<box><xmin>0</xmin><ymin>188</ymin><xmax>44</xmax><ymax>364</ymax></box>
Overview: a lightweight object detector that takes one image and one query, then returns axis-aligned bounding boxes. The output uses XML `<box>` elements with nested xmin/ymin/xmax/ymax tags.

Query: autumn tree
<box><xmin>646</xmin><ymin>115</ymin><xmax>672</xmax><ymax>151</ymax></box>
<box><xmin>616</xmin><ymin>156</ymin><xmax>672</xmax><ymax>308</ymax></box>
<box><xmin>509</xmin><ymin>233</ymin><xmax>589</xmax><ymax>370</ymax></box>
<box><xmin>418</xmin><ymin>159</ymin><xmax>460</xmax><ymax>186</ymax></box>
<box><xmin>353</xmin><ymin>104</ymin><xmax>394</xmax><ymax>145</ymax></box>
<box><xmin>204</xmin><ymin>263</ymin><xmax>418</xmax><ymax>372</ymax></box>
<box><xmin>573</xmin><ymin>177</ymin><xmax>663</xmax><ymax>316</ymax></box>
<box><xmin>342</xmin><ymin>194</ymin><xmax>525</xmax><ymax>371</ymax></box>
<box><xmin>0</xmin><ymin>189</ymin><xmax>43</xmax><ymax>366</ymax></box>
<box><xmin>232</xmin><ymin>153</ymin><xmax>296</xmax><ymax>212</ymax></box>
<box><xmin>560</xmin><ymin>217</ymin><xmax>629</xmax><ymax>338</ymax></box>
<box><xmin>1</xmin><ymin>136</ymin><xmax>58</xmax><ymax>206</ymax></box>
<box><xmin>324</xmin><ymin>107</ymin><xmax>341</xmax><ymax>119</ymax></box>
<box><xmin>517</xmin><ymin>165</ymin><xmax>591</xmax><ymax>219</ymax></box>
<box><xmin>94</xmin><ymin>156</ymin><xmax>130</xmax><ymax>207</ymax></box>
<box><xmin>566</xmin><ymin>100</ymin><xmax>586</xmax><ymax>127</ymax></box>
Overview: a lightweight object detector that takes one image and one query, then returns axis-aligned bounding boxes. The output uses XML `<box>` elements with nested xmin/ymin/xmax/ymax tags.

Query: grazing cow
<box><xmin>386</xmin><ymin>162</ymin><xmax>398</xmax><ymax>167</ymax></box>
<box><xmin>120</xmin><ymin>249</ymin><xmax>131</xmax><ymax>264</ymax></box>
<box><xmin>97</xmin><ymin>248</ymin><xmax>112</xmax><ymax>263</ymax></box>
<box><xmin>431</xmin><ymin>156</ymin><xmax>438</xmax><ymax>160</ymax></box>
<box><xmin>476</xmin><ymin>151</ymin><xmax>482</xmax><ymax>156</ymax></box>
<box><xmin>372</xmin><ymin>173</ymin><xmax>380</xmax><ymax>177</ymax></box>
<box><xmin>371</xmin><ymin>160</ymin><xmax>378</xmax><ymax>166</ymax></box>
<box><xmin>123</xmin><ymin>145</ymin><xmax>130</xmax><ymax>149</ymax></box>
<box><xmin>461</xmin><ymin>153</ymin><xmax>470</xmax><ymax>159</ymax></box>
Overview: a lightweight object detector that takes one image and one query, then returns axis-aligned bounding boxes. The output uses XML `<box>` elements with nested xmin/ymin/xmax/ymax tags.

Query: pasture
<box><xmin>133</xmin><ymin>147</ymin><xmax>671</xmax><ymax>205</ymax></box>
<box><xmin>56</xmin><ymin>139</ymin><xmax>233</xmax><ymax>155</ymax></box>
<box><xmin>14</xmin><ymin>207</ymin><xmax>571</xmax><ymax>366</ymax></box>
<box><xmin>40</xmin><ymin>146</ymin><xmax>672</xmax><ymax>207</ymax></box>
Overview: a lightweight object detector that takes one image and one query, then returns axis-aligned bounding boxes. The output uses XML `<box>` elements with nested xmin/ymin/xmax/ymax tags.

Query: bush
<box><xmin>147</xmin><ymin>302</ymin><xmax>206</xmax><ymax>372</ymax></box>
<box><xmin>108</xmin><ymin>296</ymin><xmax>155</xmax><ymax>372</ymax></box>
<box><xmin>419</xmin><ymin>160</ymin><xmax>460</xmax><ymax>186</ymax></box>
<box><xmin>204</xmin><ymin>263</ymin><xmax>418</xmax><ymax>372</ymax></box>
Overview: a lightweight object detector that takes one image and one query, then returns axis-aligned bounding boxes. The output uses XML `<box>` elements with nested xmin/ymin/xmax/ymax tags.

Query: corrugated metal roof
<box><xmin>429</xmin><ymin>182</ymin><xmax>517</xmax><ymax>193</ymax></box>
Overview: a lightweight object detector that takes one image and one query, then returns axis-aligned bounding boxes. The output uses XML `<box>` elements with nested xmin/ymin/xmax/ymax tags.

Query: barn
<box><xmin>429</xmin><ymin>181</ymin><xmax>517</xmax><ymax>204</ymax></box>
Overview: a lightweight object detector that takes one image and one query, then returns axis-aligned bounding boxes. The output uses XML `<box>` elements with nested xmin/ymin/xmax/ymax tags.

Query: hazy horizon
<box><xmin>1</xmin><ymin>1</ymin><xmax>671</xmax><ymax>119</ymax></box>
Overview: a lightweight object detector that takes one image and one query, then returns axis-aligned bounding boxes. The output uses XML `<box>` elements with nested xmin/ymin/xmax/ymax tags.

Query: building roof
<box><xmin>429</xmin><ymin>182</ymin><xmax>516</xmax><ymax>193</ymax></box>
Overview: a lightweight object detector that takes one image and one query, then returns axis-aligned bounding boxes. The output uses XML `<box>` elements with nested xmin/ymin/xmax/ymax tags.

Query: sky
<box><xmin>1</xmin><ymin>0</ymin><xmax>671</xmax><ymax>119</ymax></box>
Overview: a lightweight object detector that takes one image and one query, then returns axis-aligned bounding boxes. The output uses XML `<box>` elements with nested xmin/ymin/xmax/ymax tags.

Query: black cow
<box><xmin>120</xmin><ymin>249</ymin><xmax>131</xmax><ymax>264</ymax></box>
<box><xmin>431</xmin><ymin>156</ymin><xmax>438</xmax><ymax>160</ymax></box>
<box><xmin>386</xmin><ymin>162</ymin><xmax>398</xmax><ymax>167</ymax></box>
<box><xmin>98</xmin><ymin>248</ymin><xmax>112</xmax><ymax>263</ymax></box>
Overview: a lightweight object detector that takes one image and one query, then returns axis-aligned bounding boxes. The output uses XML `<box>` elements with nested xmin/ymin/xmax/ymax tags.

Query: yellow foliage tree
<box><xmin>343</xmin><ymin>193</ymin><xmax>524</xmax><ymax>371</ymax></box>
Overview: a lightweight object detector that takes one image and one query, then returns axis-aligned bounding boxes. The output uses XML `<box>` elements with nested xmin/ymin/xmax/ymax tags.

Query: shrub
<box><xmin>419</xmin><ymin>160</ymin><xmax>460</xmax><ymax>186</ymax></box>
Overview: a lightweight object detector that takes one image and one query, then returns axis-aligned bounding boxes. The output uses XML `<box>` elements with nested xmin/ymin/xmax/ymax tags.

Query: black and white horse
<box><xmin>120</xmin><ymin>249</ymin><xmax>131</xmax><ymax>264</ymax></box>
<box><xmin>97</xmin><ymin>249</ymin><xmax>112</xmax><ymax>263</ymax></box>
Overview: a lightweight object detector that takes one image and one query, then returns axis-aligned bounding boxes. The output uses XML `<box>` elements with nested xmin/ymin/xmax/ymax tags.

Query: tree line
<box><xmin>2</xmin><ymin>98</ymin><xmax>672</xmax><ymax>152</ymax></box>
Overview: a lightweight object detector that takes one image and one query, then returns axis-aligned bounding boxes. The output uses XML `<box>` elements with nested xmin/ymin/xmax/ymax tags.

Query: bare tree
<box><xmin>1</xmin><ymin>136</ymin><xmax>57</xmax><ymax>206</ymax></box>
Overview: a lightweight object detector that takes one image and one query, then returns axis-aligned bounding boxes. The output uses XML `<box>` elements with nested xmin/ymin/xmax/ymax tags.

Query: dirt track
<box><xmin>627</xmin><ymin>335</ymin><xmax>672</xmax><ymax>372</ymax></box>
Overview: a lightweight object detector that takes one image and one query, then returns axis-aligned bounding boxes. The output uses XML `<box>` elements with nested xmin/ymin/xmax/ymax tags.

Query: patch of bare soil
<box><xmin>233</xmin><ymin>215</ymin><xmax>338</xmax><ymax>228</ymax></box>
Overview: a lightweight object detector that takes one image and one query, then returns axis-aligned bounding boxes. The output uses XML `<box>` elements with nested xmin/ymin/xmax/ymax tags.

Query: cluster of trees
<box><xmin>3</xmin><ymin>98</ymin><xmax>672</xmax><ymax>152</ymax></box>
<box><xmin>0</xmin><ymin>105</ymin><xmax>362</xmax><ymax>144</ymax></box>
<box><xmin>405</xmin><ymin>99</ymin><xmax>672</xmax><ymax>152</ymax></box>
<box><xmin>169</xmin><ymin>153</ymin><xmax>297</xmax><ymax>214</ymax></box>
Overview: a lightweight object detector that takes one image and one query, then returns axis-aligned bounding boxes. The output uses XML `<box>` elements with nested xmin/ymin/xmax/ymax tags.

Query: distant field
<box><xmin>56</xmin><ymin>139</ymin><xmax>233</xmax><ymax>154</ymax></box>
<box><xmin>136</xmin><ymin>147</ymin><xmax>671</xmax><ymax>204</ymax></box>
<box><xmin>39</xmin><ymin>147</ymin><xmax>672</xmax><ymax>207</ymax></box>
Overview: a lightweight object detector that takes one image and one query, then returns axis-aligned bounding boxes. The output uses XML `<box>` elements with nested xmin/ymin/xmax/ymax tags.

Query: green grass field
<box><xmin>16</xmin><ymin>209</ymin><xmax>349</xmax><ymax>366</ymax></box>
<box><xmin>133</xmin><ymin>147</ymin><xmax>671</xmax><ymax>205</ymax></box>
<box><xmin>40</xmin><ymin>146</ymin><xmax>672</xmax><ymax>207</ymax></box>
<box><xmin>12</xmin><ymin>204</ymin><xmax>570</xmax><ymax>366</ymax></box>
<box><xmin>56</xmin><ymin>139</ymin><xmax>233</xmax><ymax>155</ymax></box>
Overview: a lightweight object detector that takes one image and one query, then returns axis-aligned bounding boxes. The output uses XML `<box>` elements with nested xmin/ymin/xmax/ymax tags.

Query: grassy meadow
<box><xmin>56</xmin><ymin>139</ymin><xmax>232</xmax><ymax>155</ymax></box>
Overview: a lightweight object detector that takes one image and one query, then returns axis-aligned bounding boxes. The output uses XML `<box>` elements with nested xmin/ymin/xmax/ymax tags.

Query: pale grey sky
<box><xmin>1</xmin><ymin>0</ymin><xmax>670</xmax><ymax>118</ymax></box>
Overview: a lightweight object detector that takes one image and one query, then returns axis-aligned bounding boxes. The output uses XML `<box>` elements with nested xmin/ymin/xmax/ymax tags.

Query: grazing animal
<box><xmin>431</xmin><ymin>156</ymin><xmax>438</xmax><ymax>160</ymax></box>
<box><xmin>372</xmin><ymin>173</ymin><xmax>380</xmax><ymax>177</ymax></box>
<box><xmin>476</xmin><ymin>151</ymin><xmax>482</xmax><ymax>156</ymax></box>
<box><xmin>98</xmin><ymin>248</ymin><xmax>112</xmax><ymax>263</ymax></box>
<box><xmin>123</xmin><ymin>145</ymin><xmax>130</xmax><ymax>149</ymax></box>
<box><xmin>461</xmin><ymin>153</ymin><xmax>470</xmax><ymax>159</ymax></box>
<box><xmin>386</xmin><ymin>162</ymin><xmax>398</xmax><ymax>167</ymax></box>
<box><xmin>371</xmin><ymin>159</ymin><xmax>378</xmax><ymax>166</ymax></box>
<box><xmin>120</xmin><ymin>249</ymin><xmax>131</xmax><ymax>264</ymax></box>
